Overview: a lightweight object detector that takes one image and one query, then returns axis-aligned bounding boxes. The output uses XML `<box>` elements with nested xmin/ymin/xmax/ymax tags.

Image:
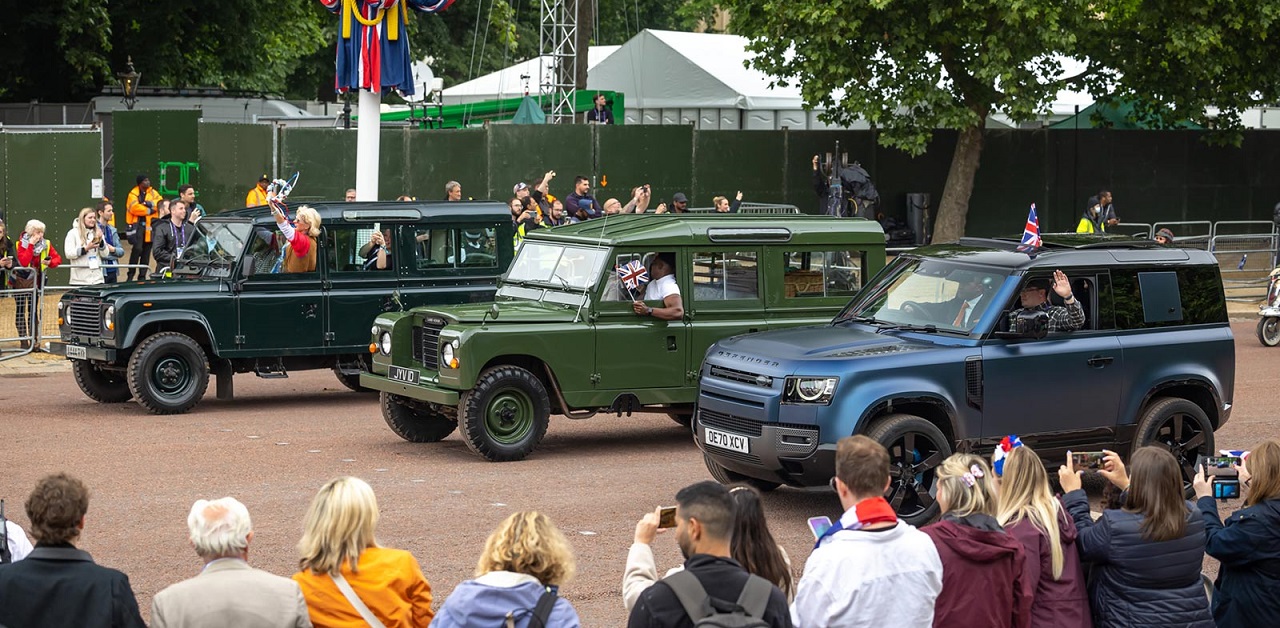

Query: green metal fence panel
<box><xmin>0</xmin><ymin>134</ymin><xmax>6</xmax><ymax>225</ymax></box>
<box><xmin>112</xmin><ymin>110</ymin><xmax>200</xmax><ymax>213</ymax></box>
<box><xmin>2</xmin><ymin>130</ymin><xmax>103</xmax><ymax>237</ymax></box>
<box><xmin>405</xmin><ymin>128</ymin><xmax>490</xmax><ymax>201</ymax></box>
<box><xmin>197</xmin><ymin>122</ymin><xmax>274</xmax><ymax>213</ymax></box>
<box><xmin>596</xmin><ymin>125</ymin><xmax>693</xmax><ymax>208</ymax></box>
<box><xmin>278</xmin><ymin>128</ymin><xmax>356</xmax><ymax>202</ymax></box>
<box><xmin>693</xmin><ymin>130</ymin><xmax>786</xmax><ymax>207</ymax></box>
<box><xmin>487</xmin><ymin>125</ymin><xmax>592</xmax><ymax>201</ymax></box>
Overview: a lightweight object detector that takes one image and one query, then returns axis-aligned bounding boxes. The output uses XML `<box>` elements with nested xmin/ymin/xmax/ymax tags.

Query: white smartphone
<box><xmin>807</xmin><ymin>516</ymin><xmax>833</xmax><ymax>539</ymax></box>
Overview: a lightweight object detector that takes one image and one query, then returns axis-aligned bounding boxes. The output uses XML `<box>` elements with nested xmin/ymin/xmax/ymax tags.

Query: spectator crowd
<box><xmin>2</xmin><ymin>436</ymin><xmax>1278</xmax><ymax>628</ymax></box>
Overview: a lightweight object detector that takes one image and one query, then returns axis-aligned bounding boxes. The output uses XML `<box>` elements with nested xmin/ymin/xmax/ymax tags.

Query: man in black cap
<box><xmin>245</xmin><ymin>174</ymin><xmax>270</xmax><ymax>207</ymax></box>
<box><xmin>670</xmin><ymin>192</ymin><xmax>690</xmax><ymax>213</ymax></box>
<box><xmin>1008</xmin><ymin>270</ymin><xmax>1085</xmax><ymax>332</ymax></box>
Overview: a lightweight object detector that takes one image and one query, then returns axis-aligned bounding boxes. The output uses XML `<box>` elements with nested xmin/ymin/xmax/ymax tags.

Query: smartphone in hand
<box><xmin>1071</xmin><ymin>451</ymin><xmax>1107</xmax><ymax>470</ymax></box>
<box><xmin>657</xmin><ymin>506</ymin><xmax>678</xmax><ymax>529</ymax></box>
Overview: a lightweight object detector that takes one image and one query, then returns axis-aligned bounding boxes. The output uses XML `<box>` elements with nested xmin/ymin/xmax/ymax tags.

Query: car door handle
<box><xmin>1087</xmin><ymin>356</ymin><xmax>1114</xmax><ymax>367</ymax></box>
<box><xmin>667</xmin><ymin>335</ymin><xmax>678</xmax><ymax>351</ymax></box>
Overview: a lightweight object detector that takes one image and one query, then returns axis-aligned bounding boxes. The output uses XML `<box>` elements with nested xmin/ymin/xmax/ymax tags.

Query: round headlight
<box><xmin>441</xmin><ymin>342</ymin><xmax>455</xmax><ymax>366</ymax></box>
<box><xmin>64</xmin><ymin>308</ymin><xmax>72</xmax><ymax>326</ymax></box>
<box><xmin>379</xmin><ymin>332</ymin><xmax>392</xmax><ymax>355</ymax></box>
<box><xmin>104</xmin><ymin>305</ymin><xmax>115</xmax><ymax>331</ymax></box>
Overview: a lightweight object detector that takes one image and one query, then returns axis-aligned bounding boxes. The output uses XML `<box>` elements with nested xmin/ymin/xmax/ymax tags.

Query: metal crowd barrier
<box><xmin>0</xmin><ymin>284</ymin><xmax>41</xmax><ymax>361</ymax></box>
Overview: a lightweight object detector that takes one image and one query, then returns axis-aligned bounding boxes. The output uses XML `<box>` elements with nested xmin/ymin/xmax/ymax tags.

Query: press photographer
<box><xmin>1194</xmin><ymin>440</ymin><xmax>1280</xmax><ymax>627</ymax></box>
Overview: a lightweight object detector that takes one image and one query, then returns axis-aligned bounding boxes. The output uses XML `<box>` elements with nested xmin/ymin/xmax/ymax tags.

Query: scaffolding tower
<box><xmin>539</xmin><ymin>0</ymin><xmax>577</xmax><ymax>124</ymax></box>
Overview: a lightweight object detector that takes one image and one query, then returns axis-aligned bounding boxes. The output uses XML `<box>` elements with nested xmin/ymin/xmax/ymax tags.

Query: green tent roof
<box><xmin>1050</xmin><ymin>99</ymin><xmax>1202</xmax><ymax>130</ymax></box>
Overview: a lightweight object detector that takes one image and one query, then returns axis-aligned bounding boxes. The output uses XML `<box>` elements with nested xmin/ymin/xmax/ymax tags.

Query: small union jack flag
<box><xmin>617</xmin><ymin>260</ymin><xmax>649</xmax><ymax>290</ymax></box>
<box><xmin>1018</xmin><ymin>204</ymin><xmax>1042</xmax><ymax>252</ymax></box>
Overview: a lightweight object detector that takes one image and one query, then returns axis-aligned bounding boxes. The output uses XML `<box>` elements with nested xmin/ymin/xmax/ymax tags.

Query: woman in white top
<box><xmin>64</xmin><ymin>207</ymin><xmax>106</xmax><ymax>285</ymax></box>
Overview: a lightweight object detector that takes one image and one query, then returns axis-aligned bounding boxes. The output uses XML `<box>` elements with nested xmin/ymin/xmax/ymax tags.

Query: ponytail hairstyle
<box><xmin>995</xmin><ymin>446</ymin><xmax>1065</xmax><ymax>579</ymax></box>
<box><xmin>936</xmin><ymin>453</ymin><xmax>999</xmax><ymax>518</ymax></box>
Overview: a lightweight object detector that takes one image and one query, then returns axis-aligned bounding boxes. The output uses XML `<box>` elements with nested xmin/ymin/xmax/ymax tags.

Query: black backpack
<box><xmin>663</xmin><ymin>571</ymin><xmax>773</xmax><ymax>628</ymax></box>
<box><xmin>503</xmin><ymin>586</ymin><xmax>558</xmax><ymax>628</ymax></box>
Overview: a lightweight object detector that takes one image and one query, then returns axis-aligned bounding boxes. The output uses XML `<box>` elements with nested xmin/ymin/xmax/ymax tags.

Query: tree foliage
<box><xmin>721</xmin><ymin>0</ymin><xmax>1280</xmax><ymax>240</ymax></box>
<box><xmin>0</xmin><ymin>0</ymin><xmax>113</xmax><ymax>101</ymax></box>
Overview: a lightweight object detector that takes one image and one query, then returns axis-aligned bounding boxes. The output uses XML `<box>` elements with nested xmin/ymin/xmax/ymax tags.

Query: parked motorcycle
<box><xmin>1257</xmin><ymin>267</ymin><xmax>1280</xmax><ymax>346</ymax></box>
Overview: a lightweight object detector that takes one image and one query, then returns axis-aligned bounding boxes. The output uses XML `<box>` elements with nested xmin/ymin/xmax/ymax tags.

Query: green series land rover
<box><xmin>360</xmin><ymin>214</ymin><xmax>888</xmax><ymax>461</ymax></box>
<box><xmin>50</xmin><ymin>201</ymin><xmax>513</xmax><ymax>414</ymax></box>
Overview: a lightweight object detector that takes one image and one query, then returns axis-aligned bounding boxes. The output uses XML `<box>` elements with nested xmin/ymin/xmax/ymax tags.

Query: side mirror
<box><xmin>995</xmin><ymin>309</ymin><xmax>1048</xmax><ymax>340</ymax></box>
<box><xmin>489</xmin><ymin>302</ymin><xmax>500</xmax><ymax>320</ymax></box>
<box><xmin>241</xmin><ymin>262</ymin><xmax>255</xmax><ymax>280</ymax></box>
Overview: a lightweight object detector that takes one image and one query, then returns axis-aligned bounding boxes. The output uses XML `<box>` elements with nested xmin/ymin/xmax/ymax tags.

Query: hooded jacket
<box><xmin>922</xmin><ymin>513</ymin><xmax>1034</xmax><ymax>628</ymax></box>
<box><xmin>1004</xmin><ymin>505</ymin><xmax>1092</xmax><ymax>628</ymax></box>
<box><xmin>1197</xmin><ymin>496</ymin><xmax>1280</xmax><ymax>628</ymax></box>
<box><xmin>430</xmin><ymin>571</ymin><xmax>580</xmax><ymax>628</ymax></box>
<box><xmin>1062</xmin><ymin>489</ymin><xmax>1212</xmax><ymax>628</ymax></box>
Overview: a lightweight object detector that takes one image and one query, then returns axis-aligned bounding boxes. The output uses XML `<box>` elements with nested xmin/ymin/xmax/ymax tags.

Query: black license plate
<box><xmin>388</xmin><ymin>365</ymin><xmax>419</xmax><ymax>385</ymax></box>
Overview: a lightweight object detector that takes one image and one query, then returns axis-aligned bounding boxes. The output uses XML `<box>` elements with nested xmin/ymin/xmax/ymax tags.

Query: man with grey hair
<box><xmin>444</xmin><ymin>181</ymin><xmax>462</xmax><ymax>201</ymax></box>
<box><xmin>151</xmin><ymin>497</ymin><xmax>311</xmax><ymax>628</ymax></box>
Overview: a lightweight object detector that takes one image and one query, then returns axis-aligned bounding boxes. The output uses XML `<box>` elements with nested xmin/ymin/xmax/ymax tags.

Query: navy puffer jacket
<box><xmin>1062</xmin><ymin>490</ymin><xmax>1212</xmax><ymax>628</ymax></box>
<box><xmin>1197</xmin><ymin>496</ymin><xmax>1280</xmax><ymax>627</ymax></box>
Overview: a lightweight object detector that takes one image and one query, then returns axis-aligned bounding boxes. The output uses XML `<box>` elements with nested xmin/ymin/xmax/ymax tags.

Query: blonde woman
<box><xmin>995</xmin><ymin>446</ymin><xmax>1090</xmax><ymax>628</ymax></box>
<box><xmin>65</xmin><ymin>207</ymin><xmax>106</xmax><ymax>286</ymax></box>
<box><xmin>292</xmin><ymin>477</ymin><xmax>433</xmax><ymax>628</ymax></box>
<box><xmin>922</xmin><ymin>453</ymin><xmax>1033</xmax><ymax>628</ymax></box>
<box><xmin>275</xmin><ymin>204</ymin><xmax>321</xmax><ymax>273</ymax></box>
<box><xmin>431</xmin><ymin>511</ymin><xmax>581</xmax><ymax>628</ymax></box>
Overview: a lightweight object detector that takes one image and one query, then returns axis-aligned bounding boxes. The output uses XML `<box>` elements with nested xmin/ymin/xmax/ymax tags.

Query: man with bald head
<box><xmin>151</xmin><ymin>497</ymin><xmax>311</xmax><ymax>628</ymax></box>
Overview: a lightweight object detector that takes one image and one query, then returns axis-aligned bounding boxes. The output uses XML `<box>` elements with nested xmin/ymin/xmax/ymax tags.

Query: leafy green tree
<box><xmin>722</xmin><ymin>0</ymin><xmax>1280</xmax><ymax>240</ymax></box>
<box><xmin>0</xmin><ymin>0</ymin><xmax>113</xmax><ymax>101</ymax></box>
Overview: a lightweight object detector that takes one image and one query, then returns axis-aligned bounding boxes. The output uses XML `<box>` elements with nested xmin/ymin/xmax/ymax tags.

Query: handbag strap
<box><xmin>330</xmin><ymin>571</ymin><xmax>386</xmax><ymax>628</ymax></box>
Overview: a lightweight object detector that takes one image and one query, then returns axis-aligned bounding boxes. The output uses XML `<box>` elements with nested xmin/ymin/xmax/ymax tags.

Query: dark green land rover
<box><xmin>50</xmin><ymin>201</ymin><xmax>513</xmax><ymax>414</ymax></box>
<box><xmin>360</xmin><ymin>214</ymin><xmax>888</xmax><ymax>461</ymax></box>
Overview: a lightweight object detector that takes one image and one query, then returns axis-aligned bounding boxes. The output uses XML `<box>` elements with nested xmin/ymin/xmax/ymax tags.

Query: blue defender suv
<box><xmin>696</xmin><ymin>235</ymin><xmax>1234</xmax><ymax>524</ymax></box>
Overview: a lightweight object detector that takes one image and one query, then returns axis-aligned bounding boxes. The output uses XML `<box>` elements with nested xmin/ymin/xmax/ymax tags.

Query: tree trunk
<box><xmin>574</xmin><ymin>0</ymin><xmax>593</xmax><ymax>91</ymax></box>
<box><xmin>933</xmin><ymin>124</ymin><xmax>986</xmax><ymax>243</ymax></box>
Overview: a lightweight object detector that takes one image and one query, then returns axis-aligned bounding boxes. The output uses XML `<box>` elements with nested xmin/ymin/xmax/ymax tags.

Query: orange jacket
<box><xmin>246</xmin><ymin>185</ymin><xmax>269</xmax><ymax>207</ymax></box>
<box><xmin>293</xmin><ymin>547</ymin><xmax>433</xmax><ymax>628</ymax></box>
<box><xmin>126</xmin><ymin>186</ymin><xmax>163</xmax><ymax>242</ymax></box>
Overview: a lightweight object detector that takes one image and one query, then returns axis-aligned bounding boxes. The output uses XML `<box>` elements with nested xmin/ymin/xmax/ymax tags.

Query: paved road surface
<box><xmin>2</xmin><ymin>321</ymin><xmax>1276</xmax><ymax>624</ymax></box>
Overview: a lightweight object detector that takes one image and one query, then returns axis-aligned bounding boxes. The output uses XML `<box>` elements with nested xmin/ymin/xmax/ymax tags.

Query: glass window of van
<box><xmin>784</xmin><ymin>251</ymin><xmax>864</xmax><ymax>298</ymax></box>
<box><xmin>692</xmin><ymin>251</ymin><xmax>759</xmax><ymax>301</ymax></box>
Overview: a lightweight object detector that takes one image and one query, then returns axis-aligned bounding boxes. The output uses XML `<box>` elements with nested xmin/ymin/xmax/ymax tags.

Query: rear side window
<box><xmin>783</xmin><ymin>251</ymin><xmax>864</xmax><ymax>298</ymax></box>
<box><xmin>1112</xmin><ymin>266</ymin><xmax>1226</xmax><ymax>329</ymax></box>
<box><xmin>692</xmin><ymin>251</ymin><xmax>759</xmax><ymax>301</ymax></box>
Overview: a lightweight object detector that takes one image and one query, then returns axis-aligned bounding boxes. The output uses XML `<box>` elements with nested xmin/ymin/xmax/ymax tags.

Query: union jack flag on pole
<box><xmin>1018</xmin><ymin>204</ymin><xmax>1042</xmax><ymax>252</ymax></box>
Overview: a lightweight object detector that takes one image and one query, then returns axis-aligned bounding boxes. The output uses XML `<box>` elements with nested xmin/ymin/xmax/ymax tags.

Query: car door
<box><xmin>235</xmin><ymin>226</ymin><xmax>326</xmax><ymax>354</ymax></box>
<box><xmin>980</xmin><ymin>271</ymin><xmax>1122</xmax><ymax>440</ymax></box>
<box><xmin>593</xmin><ymin>250</ymin><xmax>689</xmax><ymax>390</ymax></box>
<box><xmin>685</xmin><ymin>248</ymin><xmax>767</xmax><ymax>378</ymax></box>
<box><xmin>323</xmin><ymin>223</ymin><xmax>400</xmax><ymax>351</ymax></box>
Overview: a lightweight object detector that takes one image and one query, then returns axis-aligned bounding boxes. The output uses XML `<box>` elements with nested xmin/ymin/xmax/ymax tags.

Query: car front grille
<box><xmin>66</xmin><ymin>300</ymin><xmax>102</xmax><ymax>337</ymax></box>
<box><xmin>700</xmin><ymin>408</ymin><xmax>764</xmax><ymax>437</ymax></box>
<box><xmin>708</xmin><ymin>364</ymin><xmax>774</xmax><ymax>388</ymax></box>
<box><xmin>413</xmin><ymin>319</ymin><xmax>444</xmax><ymax>370</ymax></box>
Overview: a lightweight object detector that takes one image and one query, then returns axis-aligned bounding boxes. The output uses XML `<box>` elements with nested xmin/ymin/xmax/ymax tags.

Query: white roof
<box><xmin>443</xmin><ymin>46</ymin><xmax>621</xmax><ymax>104</ymax></box>
<box><xmin>587</xmin><ymin>30</ymin><xmax>805</xmax><ymax>110</ymax></box>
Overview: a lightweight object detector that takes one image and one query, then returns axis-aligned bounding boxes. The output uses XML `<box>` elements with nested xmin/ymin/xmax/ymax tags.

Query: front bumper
<box><xmin>695</xmin><ymin>406</ymin><xmax>834</xmax><ymax>487</ymax></box>
<box><xmin>360</xmin><ymin>372</ymin><xmax>460</xmax><ymax>406</ymax></box>
<box><xmin>47</xmin><ymin>341</ymin><xmax>118</xmax><ymax>363</ymax></box>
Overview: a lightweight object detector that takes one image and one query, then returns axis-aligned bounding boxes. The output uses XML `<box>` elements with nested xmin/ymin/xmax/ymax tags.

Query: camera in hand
<box><xmin>1198</xmin><ymin>454</ymin><xmax>1241</xmax><ymax>499</ymax></box>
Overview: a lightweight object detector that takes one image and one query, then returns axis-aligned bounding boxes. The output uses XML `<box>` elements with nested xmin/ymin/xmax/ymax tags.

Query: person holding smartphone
<box><xmin>0</xmin><ymin>218</ymin><xmax>15</xmax><ymax>288</ymax></box>
<box><xmin>1060</xmin><ymin>448</ymin><xmax>1213</xmax><ymax>627</ymax></box>
<box><xmin>1193</xmin><ymin>440</ymin><xmax>1280</xmax><ymax>627</ymax></box>
<box><xmin>14</xmin><ymin>220</ymin><xmax>61</xmax><ymax>349</ymax></box>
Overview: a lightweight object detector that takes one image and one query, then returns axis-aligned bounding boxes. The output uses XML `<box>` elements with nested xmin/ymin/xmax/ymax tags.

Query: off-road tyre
<box><xmin>460</xmin><ymin>365</ymin><xmax>551</xmax><ymax>462</ymax></box>
<box><xmin>381</xmin><ymin>392</ymin><xmax>457</xmax><ymax>442</ymax></box>
<box><xmin>127</xmin><ymin>332</ymin><xmax>210</xmax><ymax>415</ymax></box>
<box><xmin>333</xmin><ymin>357</ymin><xmax>375</xmax><ymax>392</ymax></box>
<box><xmin>72</xmin><ymin>360</ymin><xmax>132</xmax><ymax>403</ymax></box>
<box><xmin>1134</xmin><ymin>396</ymin><xmax>1215</xmax><ymax>496</ymax></box>
<box><xmin>1258</xmin><ymin>317</ymin><xmax>1280</xmax><ymax>347</ymax></box>
<box><xmin>703</xmin><ymin>453</ymin><xmax>781</xmax><ymax>492</ymax></box>
<box><xmin>866</xmin><ymin>413</ymin><xmax>952</xmax><ymax>527</ymax></box>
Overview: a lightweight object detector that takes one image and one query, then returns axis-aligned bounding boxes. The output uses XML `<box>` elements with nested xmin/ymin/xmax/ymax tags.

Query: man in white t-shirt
<box><xmin>632</xmin><ymin>252</ymin><xmax>683</xmax><ymax>321</ymax></box>
<box><xmin>791</xmin><ymin>435</ymin><xmax>943</xmax><ymax>628</ymax></box>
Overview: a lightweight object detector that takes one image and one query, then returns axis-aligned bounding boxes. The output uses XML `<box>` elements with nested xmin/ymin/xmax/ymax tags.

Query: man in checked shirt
<box><xmin>1009</xmin><ymin>270</ymin><xmax>1085</xmax><ymax>331</ymax></box>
